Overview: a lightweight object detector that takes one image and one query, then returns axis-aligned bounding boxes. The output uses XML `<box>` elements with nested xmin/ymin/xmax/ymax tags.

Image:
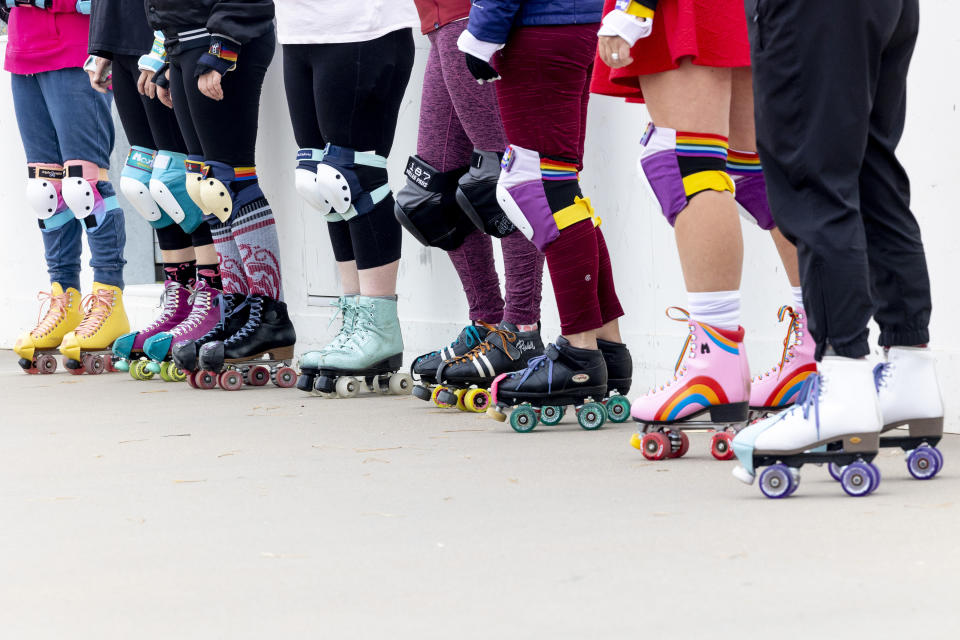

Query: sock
<box><xmin>209</xmin><ymin>220</ymin><xmax>248</xmax><ymax>295</ymax></box>
<box><xmin>164</xmin><ymin>260</ymin><xmax>196</xmax><ymax>287</ymax></box>
<box><xmin>791</xmin><ymin>286</ymin><xmax>804</xmax><ymax>311</ymax></box>
<box><xmin>229</xmin><ymin>180</ymin><xmax>282</xmax><ymax>300</ymax></box>
<box><xmin>516</xmin><ymin>324</ymin><xmax>538</xmax><ymax>332</ymax></box>
<box><xmin>197</xmin><ymin>263</ymin><xmax>222</xmax><ymax>290</ymax></box>
<box><xmin>688</xmin><ymin>290</ymin><xmax>741</xmax><ymax>331</ymax></box>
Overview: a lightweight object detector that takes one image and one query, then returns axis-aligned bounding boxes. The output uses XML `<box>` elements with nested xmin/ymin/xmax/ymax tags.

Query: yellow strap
<box><xmin>682</xmin><ymin>171</ymin><xmax>735</xmax><ymax>199</ymax></box>
<box><xmin>626</xmin><ymin>2</ymin><xmax>655</xmax><ymax>19</ymax></box>
<box><xmin>553</xmin><ymin>196</ymin><xmax>602</xmax><ymax>231</ymax></box>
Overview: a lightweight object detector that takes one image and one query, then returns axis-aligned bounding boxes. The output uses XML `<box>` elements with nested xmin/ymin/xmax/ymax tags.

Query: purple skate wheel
<box><xmin>828</xmin><ymin>462</ymin><xmax>844</xmax><ymax>482</ymax></box>
<box><xmin>840</xmin><ymin>461</ymin><xmax>875</xmax><ymax>497</ymax></box>
<box><xmin>759</xmin><ymin>464</ymin><xmax>795</xmax><ymax>499</ymax></box>
<box><xmin>907</xmin><ymin>447</ymin><xmax>939</xmax><ymax>480</ymax></box>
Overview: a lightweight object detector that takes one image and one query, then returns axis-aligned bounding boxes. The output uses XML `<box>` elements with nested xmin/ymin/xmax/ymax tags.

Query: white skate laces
<box><xmin>31</xmin><ymin>289</ymin><xmax>70</xmax><ymax>338</ymax></box>
<box><xmin>175</xmin><ymin>287</ymin><xmax>212</xmax><ymax>335</ymax></box>
<box><xmin>142</xmin><ymin>283</ymin><xmax>180</xmax><ymax>334</ymax></box>
<box><xmin>75</xmin><ymin>290</ymin><xmax>115</xmax><ymax>338</ymax></box>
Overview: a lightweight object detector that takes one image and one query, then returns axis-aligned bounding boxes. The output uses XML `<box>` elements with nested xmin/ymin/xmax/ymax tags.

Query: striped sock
<box><xmin>230</xmin><ymin>186</ymin><xmax>283</xmax><ymax>300</ymax></box>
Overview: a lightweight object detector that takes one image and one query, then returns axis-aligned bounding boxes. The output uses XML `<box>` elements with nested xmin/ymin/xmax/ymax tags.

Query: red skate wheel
<box><xmin>248</xmin><ymin>365</ymin><xmax>270</xmax><ymax>386</ymax></box>
<box><xmin>273</xmin><ymin>366</ymin><xmax>297</xmax><ymax>388</ymax></box>
<box><xmin>24</xmin><ymin>367</ymin><xmax>39</xmax><ymax>375</ymax></box>
<box><xmin>186</xmin><ymin>370</ymin><xmax>199</xmax><ymax>389</ymax></box>
<box><xmin>219</xmin><ymin>369</ymin><xmax>243</xmax><ymax>391</ymax></box>
<box><xmin>195</xmin><ymin>370</ymin><xmax>218</xmax><ymax>390</ymax></box>
<box><xmin>85</xmin><ymin>355</ymin><xmax>106</xmax><ymax>375</ymax></box>
<box><xmin>37</xmin><ymin>354</ymin><xmax>58</xmax><ymax>374</ymax></box>
<box><xmin>667</xmin><ymin>430</ymin><xmax>690</xmax><ymax>459</ymax></box>
<box><xmin>641</xmin><ymin>432</ymin><xmax>670</xmax><ymax>461</ymax></box>
<box><xmin>710</xmin><ymin>432</ymin><xmax>735</xmax><ymax>461</ymax></box>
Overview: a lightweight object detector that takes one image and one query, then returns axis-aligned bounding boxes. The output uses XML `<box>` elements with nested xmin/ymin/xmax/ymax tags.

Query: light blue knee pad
<box><xmin>149</xmin><ymin>150</ymin><xmax>204</xmax><ymax>233</ymax></box>
<box><xmin>120</xmin><ymin>146</ymin><xmax>175</xmax><ymax>230</ymax></box>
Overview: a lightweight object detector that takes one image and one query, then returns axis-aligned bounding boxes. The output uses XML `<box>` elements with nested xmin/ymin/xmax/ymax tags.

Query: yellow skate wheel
<box><xmin>464</xmin><ymin>387</ymin><xmax>491</xmax><ymax>413</ymax></box>
<box><xmin>432</xmin><ymin>385</ymin><xmax>454</xmax><ymax>408</ymax></box>
<box><xmin>455</xmin><ymin>387</ymin><xmax>468</xmax><ymax>412</ymax></box>
<box><xmin>487</xmin><ymin>406</ymin><xmax>507</xmax><ymax>422</ymax></box>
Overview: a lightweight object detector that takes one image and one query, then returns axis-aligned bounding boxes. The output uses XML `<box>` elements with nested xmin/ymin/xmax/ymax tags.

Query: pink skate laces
<box><xmin>31</xmin><ymin>289</ymin><xmax>70</xmax><ymax>338</ymax></box>
<box><xmin>75</xmin><ymin>289</ymin><xmax>115</xmax><ymax>337</ymax></box>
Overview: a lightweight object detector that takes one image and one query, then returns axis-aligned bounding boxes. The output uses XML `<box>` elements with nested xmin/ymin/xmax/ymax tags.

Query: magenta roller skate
<box><xmin>111</xmin><ymin>280</ymin><xmax>192</xmax><ymax>379</ymax></box>
<box><xmin>749</xmin><ymin>306</ymin><xmax>816</xmax><ymax>419</ymax></box>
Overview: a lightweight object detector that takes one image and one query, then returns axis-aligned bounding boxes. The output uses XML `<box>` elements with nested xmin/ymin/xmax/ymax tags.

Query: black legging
<box><xmin>111</xmin><ymin>54</ymin><xmax>212</xmax><ymax>251</ymax></box>
<box><xmin>283</xmin><ymin>28</ymin><xmax>414</xmax><ymax>270</ymax></box>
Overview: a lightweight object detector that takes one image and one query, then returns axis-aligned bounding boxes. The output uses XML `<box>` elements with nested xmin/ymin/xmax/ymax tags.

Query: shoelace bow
<box><xmin>449</xmin><ymin>322</ymin><xmax>516</xmax><ymax>365</ymax></box>
<box><xmin>762</xmin><ymin>372</ymin><xmax>822</xmax><ymax>435</ymax></box>
<box><xmin>75</xmin><ymin>290</ymin><xmax>115</xmax><ymax>337</ymax></box>
<box><xmin>31</xmin><ymin>290</ymin><xmax>70</xmax><ymax>338</ymax></box>
<box><xmin>755</xmin><ymin>306</ymin><xmax>802</xmax><ymax>381</ymax></box>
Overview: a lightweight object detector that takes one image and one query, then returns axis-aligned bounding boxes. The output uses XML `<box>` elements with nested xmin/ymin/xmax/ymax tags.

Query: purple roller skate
<box><xmin>111</xmin><ymin>280</ymin><xmax>192</xmax><ymax>376</ymax></box>
<box><xmin>141</xmin><ymin>281</ymin><xmax>224</xmax><ymax>381</ymax></box>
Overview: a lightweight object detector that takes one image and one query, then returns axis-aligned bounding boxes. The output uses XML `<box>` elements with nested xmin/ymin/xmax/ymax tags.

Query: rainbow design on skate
<box><xmin>759</xmin><ymin>363</ymin><xmax>817</xmax><ymax>408</ymax></box>
<box><xmin>655</xmin><ymin>375</ymin><xmax>730</xmax><ymax>422</ymax></box>
<box><xmin>701</xmin><ymin>324</ymin><xmax>740</xmax><ymax>355</ymax></box>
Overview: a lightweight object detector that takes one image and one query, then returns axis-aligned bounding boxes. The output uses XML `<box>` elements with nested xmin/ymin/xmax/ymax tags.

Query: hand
<box><xmin>157</xmin><ymin>69</ymin><xmax>173</xmax><ymax>108</ymax></box>
<box><xmin>198</xmin><ymin>70</ymin><xmax>224</xmax><ymax>101</ymax></box>
<box><xmin>87</xmin><ymin>57</ymin><xmax>111</xmax><ymax>93</ymax></box>
<box><xmin>464</xmin><ymin>54</ymin><xmax>500</xmax><ymax>84</ymax></box>
<box><xmin>137</xmin><ymin>69</ymin><xmax>157</xmax><ymax>98</ymax></box>
<box><xmin>598</xmin><ymin>36</ymin><xmax>634</xmax><ymax>69</ymax></box>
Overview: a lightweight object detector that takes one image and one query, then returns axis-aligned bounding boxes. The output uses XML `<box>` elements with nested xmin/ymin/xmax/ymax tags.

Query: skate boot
<box><xmin>488</xmin><ymin>336</ymin><xmax>609</xmax><ymax>432</ymax></box>
<box><xmin>430</xmin><ymin>322</ymin><xmax>543</xmax><ymax>412</ymax></box>
<box><xmin>311</xmin><ymin>296</ymin><xmax>413</xmax><ymax>398</ymax></box>
<box><xmin>194</xmin><ymin>294</ymin><xmax>298</xmax><ymax>390</ymax></box>
<box><xmin>295</xmin><ymin>295</ymin><xmax>358</xmax><ymax>392</ymax></box>
<box><xmin>749</xmin><ymin>306</ymin><xmax>816</xmax><ymax>419</ymax></box>
<box><xmin>111</xmin><ymin>280</ymin><xmax>191</xmax><ymax>378</ymax></box>
<box><xmin>171</xmin><ymin>292</ymin><xmax>249</xmax><ymax>376</ymax></box>
<box><xmin>141</xmin><ymin>281</ymin><xmax>223</xmax><ymax>382</ymax></box>
<box><xmin>598</xmin><ymin>338</ymin><xmax>633</xmax><ymax>423</ymax></box>
<box><xmin>871</xmin><ymin>347</ymin><xmax>944</xmax><ymax>480</ymax></box>
<box><xmin>409</xmin><ymin>322</ymin><xmax>491</xmax><ymax>403</ymax></box>
<box><xmin>731</xmin><ymin>356</ymin><xmax>883</xmax><ymax>498</ymax></box>
<box><xmin>59</xmin><ymin>283</ymin><xmax>130</xmax><ymax>374</ymax></box>
<box><xmin>14</xmin><ymin>283</ymin><xmax>82</xmax><ymax>374</ymax></box>
<box><xmin>629</xmin><ymin>308</ymin><xmax>750</xmax><ymax>461</ymax></box>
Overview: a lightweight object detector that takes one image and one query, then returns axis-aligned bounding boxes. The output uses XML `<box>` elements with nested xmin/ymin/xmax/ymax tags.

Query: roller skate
<box><xmin>731</xmin><ymin>356</ymin><xmax>883</xmax><ymax>498</ymax></box>
<box><xmin>487</xmin><ymin>337</ymin><xmax>609</xmax><ymax>432</ymax></box>
<box><xmin>598</xmin><ymin>338</ymin><xmax>633</xmax><ymax>423</ymax></box>
<box><xmin>409</xmin><ymin>322</ymin><xmax>490</xmax><ymax>403</ymax></box>
<box><xmin>140</xmin><ymin>281</ymin><xmax>223</xmax><ymax>382</ymax></box>
<box><xmin>629</xmin><ymin>308</ymin><xmax>750</xmax><ymax>461</ymax></box>
<box><xmin>13</xmin><ymin>283</ymin><xmax>82</xmax><ymax>374</ymax></box>
<box><xmin>749</xmin><ymin>306</ymin><xmax>816</xmax><ymax>419</ymax></box>
<box><xmin>171</xmin><ymin>292</ymin><xmax>248</xmax><ymax>377</ymax></box>
<box><xmin>193</xmin><ymin>294</ymin><xmax>297</xmax><ymax>390</ymax></box>
<box><xmin>111</xmin><ymin>280</ymin><xmax>191</xmax><ymax>379</ymax></box>
<box><xmin>59</xmin><ymin>283</ymin><xmax>130</xmax><ymax>374</ymax></box>
<box><xmin>432</xmin><ymin>322</ymin><xmax>543</xmax><ymax>413</ymax></box>
<box><xmin>308</xmin><ymin>296</ymin><xmax>413</xmax><ymax>398</ymax></box>
<box><xmin>294</xmin><ymin>295</ymin><xmax>358</xmax><ymax>392</ymax></box>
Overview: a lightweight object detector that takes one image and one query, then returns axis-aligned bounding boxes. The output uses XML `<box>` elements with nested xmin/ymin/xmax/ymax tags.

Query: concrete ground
<box><xmin>0</xmin><ymin>350</ymin><xmax>957</xmax><ymax>640</ymax></box>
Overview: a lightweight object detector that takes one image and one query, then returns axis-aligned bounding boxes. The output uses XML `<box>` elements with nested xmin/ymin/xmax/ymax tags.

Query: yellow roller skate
<box><xmin>59</xmin><ymin>283</ymin><xmax>130</xmax><ymax>375</ymax></box>
<box><xmin>14</xmin><ymin>283</ymin><xmax>82</xmax><ymax>374</ymax></box>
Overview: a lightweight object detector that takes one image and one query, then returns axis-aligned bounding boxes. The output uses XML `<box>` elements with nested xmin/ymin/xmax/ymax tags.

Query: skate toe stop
<box><xmin>732</xmin><ymin>465</ymin><xmax>756</xmax><ymax>485</ymax></box>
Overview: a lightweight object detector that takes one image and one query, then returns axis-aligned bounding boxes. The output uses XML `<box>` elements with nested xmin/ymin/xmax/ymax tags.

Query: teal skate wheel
<box><xmin>509</xmin><ymin>405</ymin><xmax>538</xmax><ymax>433</ymax></box>
<box><xmin>539</xmin><ymin>405</ymin><xmax>564</xmax><ymax>426</ymax></box>
<box><xmin>605</xmin><ymin>395</ymin><xmax>631</xmax><ymax>423</ymax></box>
<box><xmin>577</xmin><ymin>402</ymin><xmax>607</xmax><ymax>431</ymax></box>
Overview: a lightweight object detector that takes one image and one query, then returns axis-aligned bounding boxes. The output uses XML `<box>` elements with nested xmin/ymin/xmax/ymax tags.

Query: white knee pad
<box><xmin>313</xmin><ymin>162</ymin><xmax>353</xmax><ymax>215</ymax></box>
<box><xmin>26</xmin><ymin>163</ymin><xmax>65</xmax><ymax>220</ymax></box>
<box><xmin>61</xmin><ymin>160</ymin><xmax>107</xmax><ymax>219</ymax></box>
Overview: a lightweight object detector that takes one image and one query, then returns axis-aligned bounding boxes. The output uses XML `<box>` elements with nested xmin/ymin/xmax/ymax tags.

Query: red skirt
<box><xmin>590</xmin><ymin>0</ymin><xmax>751</xmax><ymax>101</ymax></box>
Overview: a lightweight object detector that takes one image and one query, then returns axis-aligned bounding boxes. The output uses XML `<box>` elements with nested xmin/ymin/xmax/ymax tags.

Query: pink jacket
<box><xmin>4</xmin><ymin>3</ymin><xmax>90</xmax><ymax>75</ymax></box>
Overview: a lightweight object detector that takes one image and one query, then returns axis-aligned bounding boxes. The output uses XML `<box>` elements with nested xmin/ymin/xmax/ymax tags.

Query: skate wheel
<box><xmin>786</xmin><ymin>467</ymin><xmax>801</xmax><ymax>496</ymax></box>
<box><xmin>388</xmin><ymin>373</ymin><xmax>414</xmax><ymax>395</ymax></box>
<box><xmin>219</xmin><ymin>369</ymin><xmax>243</xmax><ymax>391</ymax></box>
<box><xmin>604</xmin><ymin>395</ymin><xmax>631</xmax><ymax>423</ymax></box>
<box><xmin>37</xmin><ymin>354</ymin><xmax>57</xmax><ymax>375</ymax></box>
<box><xmin>412</xmin><ymin>384</ymin><xmax>432</xmax><ymax>402</ymax></box>
<box><xmin>167</xmin><ymin>363</ymin><xmax>187</xmax><ymax>383</ymax></box>
<box><xmin>509</xmin><ymin>405</ymin><xmax>539</xmax><ymax>433</ymax></box>
<box><xmin>667</xmin><ymin>430</ymin><xmax>690</xmax><ymax>458</ymax></box>
<box><xmin>641</xmin><ymin>432</ymin><xmax>669</xmax><ymax>460</ymax></box>
<box><xmin>930</xmin><ymin>445</ymin><xmax>944</xmax><ymax>471</ymax></box>
<box><xmin>539</xmin><ymin>405</ymin><xmax>564</xmax><ymax>426</ymax></box>
<box><xmin>335</xmin><ymin>376</ymin><xmax>359</xmax><ymax>398</ymax></box>
<box><xmin>709</xmin><ymin>431</ymin><xmax>735</xmax><ymax>461</ymax></box>
<box><xmin>434</xmin><ymin>387</ymin><xmax>457</xmax><ymax>408</ymax></box>
<box><xmin>159</xmin><ymin>361</ymin><xmax>172</xmax><ymax>382</ymax></box>
<box><xmin>576</xmin><ymin>402</ymin><xmax>607</xmax><ymax>431</ymax></box>
<box><xmin>146</xmin><ymin>361</ymin><xmax>161</xmax><ymax>375</ymax></box>
<box><xmin>907</xmin><ymin>446</ymin><xmax>940</xmax><ymax>480</ymax></box>
<box><xmin>195</xmin><ymin>370</ymin><xmax>218</xmax><ymax>390</ymax></box>
<box><xmin>23</xmin><ymin>366</ymin><xmax>39</xmax><ymax>375</ymax></box>
<box><xmin>84</xmin><ymin>354</ymin><xmax>105</xmax><ymax>375</ymax></box>
<box><xmin>487</xmin><ymin>406</ymin><xmax>507</xmax><ymax>422</ymax></box>
<box><xmin>248</xmin><ymin>365</ymin><xmax>270</xmax><ymax>387</ymax></box>
<box><xmin>840</xmin><ymin>461</ymin><xmax>877</xmax><ymax>497</ymax></box>
<box><xmin>273</xmin><ymin>366</ymin><xmax>297</xmax><ymax>388</ymax></box>
<box><xmin>463</xmin><ymin>387</ymin><xmax>491</xmax><ymax>413</ymax></box>
<box><xmin>827</xmin><ymin>462</ymin><xmax>845</xmax><ymax>482</ymax></box>
<box><xmin>629</xmin><ymin>432</ymin><xmax>644</xmax><ymax>451</ymax></box>
<box><xmin>759</xmin><ymin>464</ymin><xmax>795</xmax><ymax>499</ymax></box>
<box><xmin>186</xmin><ymin>370</ymin><xmax>199</xmax><ymax>389</ymax></box>
<box><xmin>455</xmin><ymin>387</ymin><xmax>469</xmax><ymax>412</ymax></box>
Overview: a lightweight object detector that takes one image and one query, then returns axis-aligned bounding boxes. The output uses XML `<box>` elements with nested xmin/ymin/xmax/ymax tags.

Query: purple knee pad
<box><xmin>637</xmin><ymin>124</ymin><xmax>687</xmax><ymax>226</ymax></box>
<box><xmin>733</xmin><ymin>173</ymin><xmax>775</xmax><ymax>230</ymax></box>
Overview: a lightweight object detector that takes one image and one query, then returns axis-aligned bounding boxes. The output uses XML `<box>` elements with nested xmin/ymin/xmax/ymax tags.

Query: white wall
<box><xmin>1</xmin><ymin>4</ymin><xmax>957</xmax><ymax>430</ymax></box>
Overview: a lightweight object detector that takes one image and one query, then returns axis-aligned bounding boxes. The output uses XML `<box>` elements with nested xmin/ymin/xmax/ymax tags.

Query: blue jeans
<box><xmin>11</xmin><ymin>68</ymin><xmax>126</xmax><ymax>290</ymax></box>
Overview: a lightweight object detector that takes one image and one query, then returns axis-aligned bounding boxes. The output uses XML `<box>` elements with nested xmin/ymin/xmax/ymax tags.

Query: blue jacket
<box><xmin>467</xmin><ymin>0</ymin><xmax>603</xmax><ymax>44</ymax></box>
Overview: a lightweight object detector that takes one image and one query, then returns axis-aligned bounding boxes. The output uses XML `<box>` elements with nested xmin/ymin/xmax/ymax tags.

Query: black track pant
<box><xmin>748</xmin><ymin>0</ymin><xmax>931</xmax><ymax>359</ymax></box>
<box><xmin>283</xmin><ymin>28</ymin><xmax>414</xmax><ymax>270</ymax></box>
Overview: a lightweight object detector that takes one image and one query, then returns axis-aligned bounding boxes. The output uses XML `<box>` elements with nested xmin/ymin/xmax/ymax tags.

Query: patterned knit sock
<box><xmin>209</xmin><ymin>220</ymin><xmax>248</xmax><ymax>295</ymax></box>
<box><xmin>164</xmin><ymin>260</ymin><xmax>196</xmax><ymax>287</ymax></box>
<box><xmin>230</xmin><ymin>182</ymin><xmax>283</xmax><ymax>300</ymax></box>
<box><xmin>196</xmin><ymin>263</ymin><xmax>223</xmax><ymax>291</ymax></box>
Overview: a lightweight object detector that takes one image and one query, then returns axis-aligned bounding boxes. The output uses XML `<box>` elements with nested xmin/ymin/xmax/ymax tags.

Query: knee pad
<box><xmin>393</xmin><ymin>155</ymin><xmax>472</xmax><ymax>250</ymax></box>
<box><xmin>120</xmin><ymin>147</ymin><xmax>174</xmax><ymax>229</ymax></box>
<box><xmin>149</xmin><ymin>150</ymin><xmax>205</xmax><ymax>233</ymax></box>
<box><xmin>27</xmin><ymin>163</ymin><xmax>73</xmax><ymax>231</ymax></box>
<box><xmin>298</xmin><ymin>144</ymin><xmax>391</xmax><ymax>221</ymax></box>
<box><xmin>184</xmin><ymin>157</ymin><xmax>211</xmax><ymax>215</ymax></box>
<box><xmin>495</xmin><ymin>144</ymin><xmax>599</xmax><ymax>252</ymax></box>
<box><xmin>199</xmin><ymin>161</ymin><xmax>262</xmax><ymax>222</ymax></box>
<box><xmin>733</xmin><ymin>174</ymin><xmax>775</xmax><ymax>230</ymax></box>
<box><xmin>61</xmin><ymin>160</ymin><xmax>119</xmax><ymax>232</ymax></box>
<box><xmin>456</xmin><ymin>149</ymin><xmax>516</xmax><ymax>238</ymax></box>
<box><xmin>637</xmin><ymin>124</ymin><xmax>735</xmax><ymax>226</ymax></box>
<box><xmin>294</xmin><ymin>148</ymin><xmax>338</xmax><ymax>221</ymax></box>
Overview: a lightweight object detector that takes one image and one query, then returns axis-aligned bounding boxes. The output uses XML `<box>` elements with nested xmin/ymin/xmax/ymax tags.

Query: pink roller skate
<box><xmin>142</xmin><ymin>281</ymin><xmax>224</xmax><ymax>382</ymax></box>
<box><xmin>630</xmin><ymin>308</ymin><xmax>750</xmax><ymax>461</ymax></box>
<box><xmin>749</xmin><ymin>306</ymin><xmax>816</xmax><ymax>419</ymax></box>
<box><xmin>111</xmin><ymin>280</ymin><xmax>192</xmax><ymax>376</ymax></box>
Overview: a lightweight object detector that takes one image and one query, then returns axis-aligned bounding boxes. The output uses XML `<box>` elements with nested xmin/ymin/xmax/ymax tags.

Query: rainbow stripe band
<box><xmin>656</xmin><ymin>375</ymin><xmax>731</xmax><ymax>422</ymax></box>
<box><xmin>233</xmin><ymin>167</ymin><xmax>257</xmax><ymax>180</ymax></box>
<box><xmin>217</xmin><ymin>48</ymin><xmax>239</xmax><ymax>63</ymax></box>
<box><xmin>727</xmin><ymin>149</ymin><xmax>762</xmax><ymax>175</ymax></box>
<box><xmin>676</xmin><ymin>132</ymin><xmax>729</xmax><ymax>160</ymax></box>
<box><xmin>540</xmin><ymin>159</ymin><xmax>579</xmax><ymax>181</ymax></box>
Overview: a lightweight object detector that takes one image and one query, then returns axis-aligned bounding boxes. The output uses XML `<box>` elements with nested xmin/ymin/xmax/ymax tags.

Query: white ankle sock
<box><xmin>687</xmin><ymin>290</ymin><xmax>741</xmax><ymax>330</ymax></box>
<box><xmin>791</xmin><ymin>286</ymin><xmax>804</xmax><ymax>311</ymax></box>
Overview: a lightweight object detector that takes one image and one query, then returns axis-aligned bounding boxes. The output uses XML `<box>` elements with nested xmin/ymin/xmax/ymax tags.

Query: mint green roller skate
<box><xmin>295</xmin><ymin>295</ymin><xmax>358</xmax><ymax>393</ymax></box>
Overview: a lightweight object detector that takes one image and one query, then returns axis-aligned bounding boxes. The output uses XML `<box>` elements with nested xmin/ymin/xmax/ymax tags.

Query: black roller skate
<box><xmin>174</xmin><ymin>293</ymin><xmax>249</xmax><ymax>379</ymax></box>
<box><xmin>432</xmin><ymin>322</ymin><xmax>544</xmax><ymax>413</ymax></box>
<box><xmin>194</xmin><ymin>295</ymin><xmax>298</xmax><ymax>391</ymax></box>
<box><xmin>488</xmin><ymin>337</ymin><xmax>609</xmax><ymax>432</ymax></box>
<box><xmin>409</xmin><ymin>323</ymin><xmax>491</xmax><ymax>403</ymax></box>
<box><xmin>598</xmin><ymin>338</ymin><xmax>633</xmax><ymax>423</ymax></box>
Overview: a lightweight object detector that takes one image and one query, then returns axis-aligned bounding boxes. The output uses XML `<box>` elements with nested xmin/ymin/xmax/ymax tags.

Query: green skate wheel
<box><xmin>159</xmin><ymin>361</ymin><xmax>172</xmax><ymax>382</ymax></box>
<box><xmin>605</xmin><ymin>395</ymin><xmax>631</xmax><ymax>423</ymax></box>
<box><xmin>160</xmin><ymin>361</ymin><xmax>187</xmax><ymax>383</ymax></box>
<box><xmin>131</xmin><ymin>360</ymin><xmax>154</xmax><ymax>380</ymax></box>
<box><xmin>539</xmin><ymin>405</ymin><xmax>565</xmax><ymax>426</ymax></box>
<box><xmin>509</xmin><ymin>405</ymin><xmax>539</xmax><ymax>433</ymax></box>
<box><xmin>577</xmin><ymin>402</ymin><xmax>607</xmax><ymax>431</ymax></box>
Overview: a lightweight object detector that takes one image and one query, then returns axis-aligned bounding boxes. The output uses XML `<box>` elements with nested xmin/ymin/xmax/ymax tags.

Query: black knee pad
<box><xmin>393</xmin><ymin>155</ymin><xmax>473</xmax><ymax>251</ymax></box>
<box><xmin>456</xmin><ymin>149</ymin><xmax>516</xmax><ymax>238</ymax></box>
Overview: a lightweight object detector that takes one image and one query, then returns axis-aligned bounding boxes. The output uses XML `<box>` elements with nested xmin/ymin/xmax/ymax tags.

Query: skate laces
<box><xmin>655</xmin><ymin>307</ymin><xmax>694</xmax><ymax>392</ymax></box>
<box><xmin>75</xmin><ymin>289</ymin><xmax>115</xmax><ymax>337</ymax></box>
<box><xmin>226</xmin><ymin>297</ymin><xmax>262</xmax><ymax>345</ymax></box>
<box><xmin>450</xmin><ymin>322</ymin><xmax>516</xmax><ymax>364</ymax></box>
<box><xmin>514</xmin><ymin>353</ymin><xmax>554</xmax><ymax>393</ymax></box>
<box><xmin>873</xmin><ymin>362</ymin><xmax>891</xmax><ymax>390</ymax></box>
<box><xmin>421</xmin><ymin>324</ymin><xmax>485</xmax><ymax>363</ymax></box>
<box><xmin>31</xmin><ymin>289</ymin><xmax>70</xmax><ymax>338</ymax></box>
<box><xmin>754</xmin><ymin>306</ymin><xmax>802</xmax><ymax>381</ymax></box>
<box><xmin>173</xmin><ymin>287</ymin><xmax>212</xmax><ymax>336</ymax></box>
<box><xmin>141</xmin><ymin>282</ymin><xmax>181</xmax><ymax>333</ymax></box>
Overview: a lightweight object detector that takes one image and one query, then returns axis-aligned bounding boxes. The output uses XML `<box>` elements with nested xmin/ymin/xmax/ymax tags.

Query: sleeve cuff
<box><xmin>456</xmin><ymin>29</ymin><xmax>504</xmax><ymax>63</ymax></box>
<box><xmin>195</xmin><ymin>35</ymin><xmax>239</xmax><ymax>77</ymax></box>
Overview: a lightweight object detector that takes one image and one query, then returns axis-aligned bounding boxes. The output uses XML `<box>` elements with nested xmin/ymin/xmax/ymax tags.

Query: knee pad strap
<box><xmin>456</xmin><ymin>149</ymin><xmax>516</xmax><ymax>238</ymax></box>
<box><xmin>150</xmin><ymin>150</ymin><xmax>205</xmax><ymax>233</ymax></box>
<box><xmin>199</xmin><ymin>162</ymin><xmax>262</xmax><ymax>223</ymax></box>
<box><xmin>307</xmin><ymin>144</ymin><xmax>390</xmax><ymax>221</ymax></box>
<box><xmin>185</xmin><ymin>157</ymin><xmax>210</xmax><ymax>215</ymax></box>
<box><xmin>394</xmin><ymin>155</ymin><xmax>471</xmax><ymax>250</ymax></box>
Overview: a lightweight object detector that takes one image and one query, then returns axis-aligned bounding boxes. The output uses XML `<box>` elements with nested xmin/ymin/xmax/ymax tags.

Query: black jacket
<box><xmin>143</xmin><ymin>0</ymin><xmax>274</xmax><ymax>55</ymax></box>
<box><xmin>89</xmin><ymin>0</ymin><xmax>154</xmax><ymax>59</ymax></box>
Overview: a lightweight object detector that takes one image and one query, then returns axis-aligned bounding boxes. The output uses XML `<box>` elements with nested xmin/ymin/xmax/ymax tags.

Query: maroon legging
<box><xmin>495</xmin><ymin>24</ymin><xmax>624</xmax><ymax>335</ymax></box>
<box><xmin>418</xmin><ymin>20</ymin><xmax>544</xmax><ymax>326</ymax></box>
